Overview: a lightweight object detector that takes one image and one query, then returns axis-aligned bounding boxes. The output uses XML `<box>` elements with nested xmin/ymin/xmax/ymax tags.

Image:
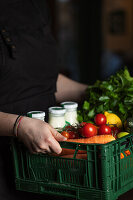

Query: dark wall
<box><xmin>47</xmin><ymin>0</ymin><xmax>103</xmax><ymax>84</ymax></box>
<box><xmin>78</xmin><ymin>0</ymin><xmax>102</xmax><ymax>84</ymax></box>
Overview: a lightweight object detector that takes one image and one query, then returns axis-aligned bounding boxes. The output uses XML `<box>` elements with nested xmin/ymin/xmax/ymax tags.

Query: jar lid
<box><xmin>61</xmin><ymin>102</ymin><xmax>78</xmax><ymax>109</ymax></box>
<box><xmin>27</xmin><ymin>111</ymin><xmax>45</xmax><ymax>118</ymax></box>
<box><xmin>48</xmin><ymin>107</ymin><xmax>66</xmax><ymax>115</ymax></box>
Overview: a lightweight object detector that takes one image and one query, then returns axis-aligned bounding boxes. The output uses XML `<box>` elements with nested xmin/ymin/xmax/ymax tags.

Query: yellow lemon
<box><xmin>104</xmin><ymin>111</ymin><xmax>122</xmax><ymax>128</ymax></box>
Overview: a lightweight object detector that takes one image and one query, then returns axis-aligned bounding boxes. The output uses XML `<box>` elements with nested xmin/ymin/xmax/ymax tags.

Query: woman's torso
<box><xmin>0</xmin><ymin>0</ymin><xmax>59</xmax><ymax>117</ymax></box>
<box><xmin>0</xmin><ymin>1</ymin><xmax>59</xmax><ymax>199</ymax></box>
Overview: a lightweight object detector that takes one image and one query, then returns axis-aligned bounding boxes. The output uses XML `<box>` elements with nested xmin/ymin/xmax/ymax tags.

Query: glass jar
<box><xmin>48</xmin><ymin>107</ymin><xmax>66</xmax><ymax>130</ymax></box>
<box><xmin>27</xmin><ymin>111</ymin><xmax>45</xmax><ymax>121</ymax></box>
<box><xmin>61</xmin><ymin>101</ymin><xmax>78</xmax><ymax>125</ymax></box>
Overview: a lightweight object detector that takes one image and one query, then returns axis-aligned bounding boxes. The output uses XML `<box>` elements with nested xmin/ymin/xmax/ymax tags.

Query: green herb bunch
<box><xmin>78</xmin><ymin>67</ymin><xmax>133</xmax><ymax>123</ymax></box>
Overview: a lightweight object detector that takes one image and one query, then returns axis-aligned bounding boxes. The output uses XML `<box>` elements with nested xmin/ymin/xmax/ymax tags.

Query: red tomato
<box><xmin>82</xmin><ymin>123</ymin><xmax>98</xmax><ymax>138</ymax></box>
<box><xmin>61</xmin><ymin>131</ymin><xmax>70</xmax><ymax>139</ymax></box>
<box><xmin>94</xmin><ymin>113</ymin><xmax>106</xmax><ymax>126</ymax></box>
<box><xmin>98</xmin><ymin>125</ymin><xmax>111</xmax><ymax>135</ymax></box>
<box><xmin>78</xmin><ymin>122</ymin><xmax>87</xmax><ymax>135</ymax></box>
<box><xmin>111</xmin><ymin>126</ymin><xmax>121</xmax><ymax>138</ymax></box>
<box><xmin>69</xmin><ymin>131</ymin><xmax>79</xmax><ymax>139</ymax></box>
<box><xmin>64</xmin><ymin>125</ymin><xmax>72</xmax><ymax>131</ymax></box>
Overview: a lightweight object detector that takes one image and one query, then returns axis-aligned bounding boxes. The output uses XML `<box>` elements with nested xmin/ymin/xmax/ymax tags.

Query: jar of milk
<box><xmin>61</xmin><ymin>101</ymin><xmax>78</xmax><ymax>125</ymax></box>
<box><xmin>48</xmin><ymin>107</ymin><xmax>66</xmax><ymax>130</ymax></box>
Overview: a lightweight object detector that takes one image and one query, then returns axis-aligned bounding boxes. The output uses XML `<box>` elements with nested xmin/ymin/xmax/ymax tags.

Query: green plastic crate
<box><xmin>11</xmin><ymin>133</ymin><xmax>133</xmax><ymax>200</ymax></box>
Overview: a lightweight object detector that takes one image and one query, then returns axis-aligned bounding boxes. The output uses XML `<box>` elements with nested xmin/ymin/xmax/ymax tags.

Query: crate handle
<box><xmin>60</xmin><ymin>141</ymin><xmax>87</xmax><ymax>151</ymax></box>
<box><xmin>73</xmin><ymin>145</ymin><xmax>80</xmax><ymax>159</ymax></box>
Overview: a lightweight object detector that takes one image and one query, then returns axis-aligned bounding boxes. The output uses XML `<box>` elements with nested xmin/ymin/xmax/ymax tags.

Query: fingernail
<box><xmin>56</xmin><ymin>148</ymin><xmax>62</xmax><ymax>154</ymax></box>
<box><xmin>62</xmin><ymin>137</ymin><xmax>67</xmax><ymax>141</ymax></box>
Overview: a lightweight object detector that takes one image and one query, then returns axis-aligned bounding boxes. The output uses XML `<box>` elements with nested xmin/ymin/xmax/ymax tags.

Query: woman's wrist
<box><xmin>13</xmin><ymin>115</ymin><xmax>24</xmax><ymax>137</ymax></box>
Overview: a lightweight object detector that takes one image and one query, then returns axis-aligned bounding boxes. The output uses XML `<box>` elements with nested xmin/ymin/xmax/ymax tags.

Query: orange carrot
<box><xmin>51</xmin><ymin>148</ymin><xmax>86</xmax><ymax>156</ymax></box>
<box><xmin>50</xmin><ymin>135</ymin><xmax>115</xmax><ymax>157</ymax></box>
<box><xmin>60</xmin><ymin>153</ymin><xmax>87</xmax><ymax>160</ymax></box>
<box><xmin>66</xmin><ymin>135</ymin><xmax>115</xmax><ymax>144</ymax></box>
<box><xmin>61</xmin><ymin>148</ymin><xmax>86</xmax><ymax>155</ymax></box>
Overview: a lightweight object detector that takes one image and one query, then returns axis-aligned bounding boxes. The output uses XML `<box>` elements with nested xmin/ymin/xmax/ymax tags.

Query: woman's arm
<box><xmin>0</xmin><ymin>112</ymin><xmax>18</xmax><ymax>136</ymax></box>
<box><xmin>0</xmin><ymin>112</ymin><xmax>66</xmax><ymax>154</ymax></box>
<box><xmin>55</xmin><ymin>73</ymin><xmax>88</xmax><ymax>103</ymax></box>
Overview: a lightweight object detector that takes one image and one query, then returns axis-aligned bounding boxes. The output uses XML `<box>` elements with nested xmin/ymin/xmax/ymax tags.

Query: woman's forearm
<box><xmin>55</xmin><ymin>73</ymin><xmax>88</xmax><ymax>103</ymax></box>
<box><xmin>0</xmin><ymin>112</ymin><xmax>19</xmax><ymax>136</ymax></box>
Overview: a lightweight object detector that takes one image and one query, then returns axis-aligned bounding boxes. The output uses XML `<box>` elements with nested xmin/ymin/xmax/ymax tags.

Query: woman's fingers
<box><xmin>38</xmin><ymin>126</ymin><xmax>66</xmax><ymax>154</ymax></box>
<box><xmin>47</xmin><ymin>136</ymin><xmax>62</xmax><ymax>154</ymax></box>
<box><xmin>49</xmin><ymin>126</ymin><xmax>67</xmax><ymax>142</ymax></box>
<box><xmin>36</xmin><ymin>135</ymin><xmax>62</xmax><ymax>154</ymax></box>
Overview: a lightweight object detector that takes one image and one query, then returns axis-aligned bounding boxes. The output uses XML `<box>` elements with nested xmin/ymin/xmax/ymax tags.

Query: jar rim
<box><xmin>27</xmin><ymin>111</ymin><xmax>45</xmax><ymax>118</ymax></box>
<box><xmin>48</xmin><ymin>106</ymin><xmax>66</xmax><ymax>115</ymax></box>
<box><xmin>61</xmin><ymin>101</ymin><xmax>78</xmax><ymax>109</ymax></box>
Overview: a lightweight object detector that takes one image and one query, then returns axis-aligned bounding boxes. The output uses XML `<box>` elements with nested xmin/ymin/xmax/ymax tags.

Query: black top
<box><xmin>0</xmin><ymin>1</ymin><xmax>60</xmax><ymax>199</ymax></box>
<box><xmin>0</xmin><ymin>0</ymin><xmax>59</xmax><ymax>117</ymax></box>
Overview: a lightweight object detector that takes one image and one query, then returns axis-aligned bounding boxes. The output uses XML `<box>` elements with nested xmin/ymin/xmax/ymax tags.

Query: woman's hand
<box><xmin>17</xmin><ymin>116</ymin><xmax>66</xmax><ymax>154</ymax></box>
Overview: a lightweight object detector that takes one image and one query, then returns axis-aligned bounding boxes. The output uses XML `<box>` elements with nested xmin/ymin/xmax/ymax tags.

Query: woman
<box><xmin>0</xmin><ymin>0</ymin><xmax>88</xmax><ymax>199</ymax></box>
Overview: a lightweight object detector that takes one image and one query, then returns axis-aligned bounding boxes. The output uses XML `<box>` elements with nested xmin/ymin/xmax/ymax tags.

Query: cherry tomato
<box><xmin>61</xmin><ymin>131</ymin><xmax>70</xmax><ymax>139</ymax></box>
<box><xmin>94</xmin><ymin>113</ymin><xmax>106</xmax><ymax>126</ymax></box>
<box><xmin>64</xmin><ymin>125</ymin><xmax>72</xmax><ymax>130</ymax></box>
<box><xmin>82</xmin><ymin>123</ymin><xmax>98</xmax><ymax>138</ymax></box>
<box><xmin>78</xmin><ymin>122</ymin><xmax>87</xmax><ymax>135</ymax></box>
<box><xmin>69</xmin><ymin>131</ymin><xmax>79</xmax><ymax>139</ymax></box>
<box><xmin>111</xmin><ymin>126</ymin><xmax>121</xmax><ymax>138</ymax></box>
<box><xmin>98</xmin><ymin>124</ymin><xmax>111</xmax><ymax>135</ymax></box>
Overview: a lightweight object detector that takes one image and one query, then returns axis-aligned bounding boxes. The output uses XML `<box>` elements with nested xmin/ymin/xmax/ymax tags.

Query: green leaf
<box><xmin>96</xmin><ymin>104</ymin><xmax>104</xmax><ymax>113</ymax></box>
<box><xmin>99</xmin><ymin>96</ymin><xmax>110</xmax><ymax>101</ymax></box>
<box><xmin>101</xmin><ymin>82</ymin><xmax>114</xmax><ymax>91</ymax></box>
<box><xmin>127</xmin><ymin>87</ymin><xmax>133</xmax><ymax>92</ymax></box>
<box><xmin>127</xmin><ymin>93</ymin><xmax>133</xmax><ymax>98</ymax></box>
<box><xmin>110</xmin><ymin>99</ymin><xmax>117</xmax><ymax>107</ymax></box>
<box><xmin>119</xmin><ymin>103</ymin><xmax>126</xmax><ymax>114</ymax></box>
<box><xmin>124</xmin><ymin>67</ymin><xmax>133</xmax><ymax>82</ymax></box>
<box><xmin>110</xmin><ymin>93</ymin><xmax>118</xmax><ymax>98</ymax></box>
<box><xmin>77</xmin><ymin>114</ymin><xmax>83</xmax><ymax>123</ymax></box>
<box><xmin>87</xmin><ymin>108</ymin><xmax>95</xmax><ymax>118</ymax></box>
<box><xmin>124</xmin><ymin>97</ymin><xmax>133</xmax><ymax>105</ymax></box>
<box><xmin>83</xmin><ymin>101</ymin><xmax>90</xmax><ymax>110</ymax></box>
<box><xmin>106</xmin><ymin>84</ymin><xmax>114</xmax><ymax>91</ymax></box>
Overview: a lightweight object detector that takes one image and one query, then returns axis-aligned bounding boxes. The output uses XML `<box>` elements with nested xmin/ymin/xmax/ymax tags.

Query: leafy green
<box><xmin>83</xmin><ymin>101</ymin><xmax>90</xmax><ymax>110</ymax></box>
<box><xmin>78</xmin><ymin>67</ymin><xmax>133</xmax><ymax>123</ymax></box>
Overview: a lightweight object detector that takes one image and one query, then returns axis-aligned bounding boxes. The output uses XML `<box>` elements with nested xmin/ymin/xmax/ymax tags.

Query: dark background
<box><xmin>48</xmin><ymin>0</ymin><xmax>133</xmax><ymax>85</ymax></box>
